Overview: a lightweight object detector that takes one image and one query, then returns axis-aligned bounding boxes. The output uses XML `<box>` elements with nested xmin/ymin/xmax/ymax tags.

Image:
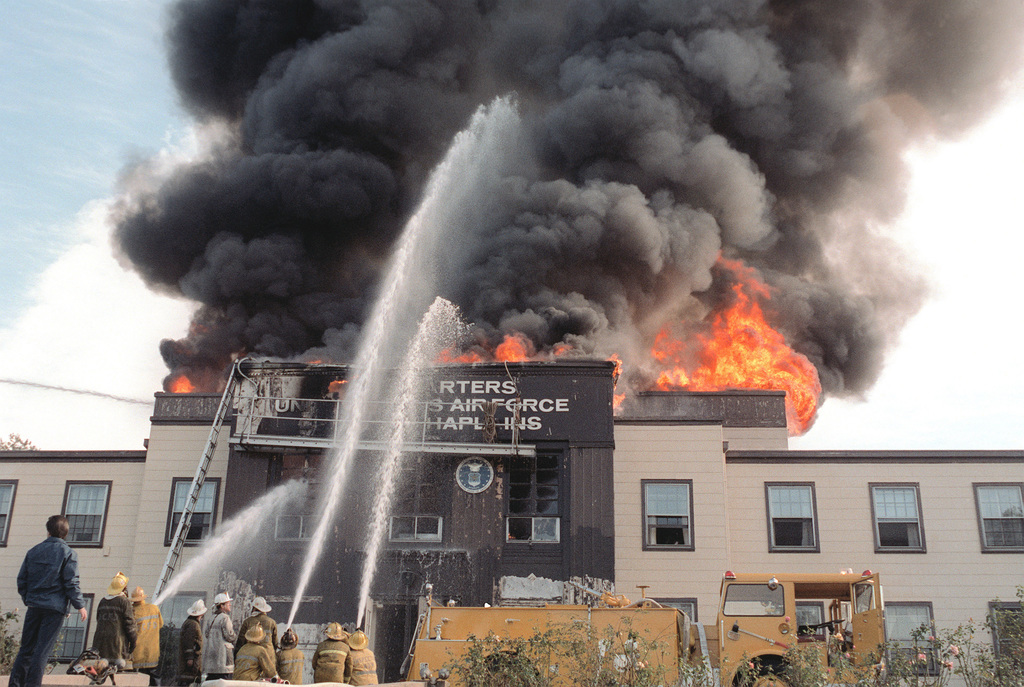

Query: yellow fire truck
<box><xmin>403</xmin><ymin>570</ymin><xmax>886</xmax><ymax>687</ymax></box>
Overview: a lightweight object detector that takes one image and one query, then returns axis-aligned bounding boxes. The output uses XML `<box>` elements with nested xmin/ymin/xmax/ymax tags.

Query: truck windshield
<box><xmin>723</xmin><ymin>584</ymin><xmax>785</xmax><ymax>617</ymax></box>
<box><xmin>854</xmin><ymin>582</ymin><xmax>874</xmax><ymax>613</ymax></box>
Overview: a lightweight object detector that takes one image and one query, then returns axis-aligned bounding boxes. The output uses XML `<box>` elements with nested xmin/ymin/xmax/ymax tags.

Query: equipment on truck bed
<box><xmin>404</xmin><ymin>569</ymin><xmax>886</xmax><ymax>687</ymax></box>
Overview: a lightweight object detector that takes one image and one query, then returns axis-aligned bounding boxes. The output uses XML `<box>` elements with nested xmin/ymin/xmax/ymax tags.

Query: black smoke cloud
<box><xmin>113</xmin><ymin>0</ymin><xmax>1024</xmax><ymax>413</ymax></box>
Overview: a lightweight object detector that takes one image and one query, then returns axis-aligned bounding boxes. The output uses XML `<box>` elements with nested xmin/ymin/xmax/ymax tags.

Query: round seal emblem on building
<box><xmin>455</xmin><ymin>456</ymin><xmax>494</xmax><ymax>494</ymax></box>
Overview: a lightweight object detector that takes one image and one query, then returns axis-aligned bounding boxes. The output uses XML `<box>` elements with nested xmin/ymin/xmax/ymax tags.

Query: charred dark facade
<box><xmin>219</xmin><ymin>360</ymin><xmax>616</xmax><ymax>680</ymax></box>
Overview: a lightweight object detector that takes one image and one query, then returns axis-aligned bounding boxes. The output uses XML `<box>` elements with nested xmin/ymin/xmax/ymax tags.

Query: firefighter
<box><xmin>345</xmin><ymin>630</ymin><xmax>378</xmax><ymax>685</ymax></box>
<box><xmin>233</xmin><ymin>624</ymin><xmax>277</xmax><ymax>681</ymax></box>
<box><xmin>276</xmin><ymin>628</ymin><xmax>304</xmax><ymax>684</ymax></box>
<box><xmin>177</xmin><ymin>599</ymin><xmax>206</xmax><ymax>685</ymax></box>
<box><xmin>204</xmin><ymin>592</ymin><xmax>237</xmax><ymax>680</ymax></box>
<box><xmin>235</xmin><ymin>597</ymin><xmax>278</xmax><ymax>656</ymax></box>
<box><xmin>93</xmin><ymin>572</ymin><xmax>138</xmax><ymax>665</ymax></box>
<box><xmin>311</xmin><ymin>623</ymin><xmax>350</xmax><ymax>683</ymax></box>
<box><xmin>129</xmin><ymin>587</ymin><xmax>163</xmax><ymax>685</ymax></box>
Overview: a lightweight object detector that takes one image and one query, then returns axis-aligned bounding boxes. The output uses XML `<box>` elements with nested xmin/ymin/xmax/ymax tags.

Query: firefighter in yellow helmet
<box><xmin>235</xmin><ymin>597</ymin><xmax>278</xmax><ymax>657</ymax></box>
<box><xmin>311</xmin><ymin>623</ymin><xmax>350</xmax><ymax>683</ymax></box>
<box><xmin>345</xmin><ymin>630</ymin><xmax>378</xmax><ymax>685</ymax></box>
<box><xmin>94</xmin><ymin>572</ymin><xmax>137</xmax><ymax>664</ymax></box>
<box><xmin>276</xmin><ymin>628</ymin><xmax>304</xmax><ymax>684</ymax></box>
<box><xmin>233</xmin><ymin>624</ymin><xmax>277</xmax><ymax>681</ymax></box>
<box><xmin>129</xmin><ymin>587</ymin><xmax>163</xmax><ymax>685</ymax></box>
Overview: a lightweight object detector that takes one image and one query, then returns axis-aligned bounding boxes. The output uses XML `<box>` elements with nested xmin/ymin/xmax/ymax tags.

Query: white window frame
<box><xmin>871</xmin><ymin>483</ymin><xmax>926</xmax><ymax>552</ymax></box>
<box><xmin>275</xmin><ymin>513</ymin><xmax>313</xmax><ymax>540</ymax></box>
<box><xmin>642</xmin><ymin>480</ymin><xmax>694</xmax><ymax>550</ymax></box>
<box><xmin>51</xmin><ymin>595</ymin><xmax>93</xmax><ymax>662</ymax></box>
<box><xmin>765</xmin><ymin>482</ymin><xmax>819</xmax><ymax>552</ymax></box>
<box><xmin>166</xmin><ymin>478</ymin><xmax>220</xmax><ymax>545</ymax></box>
<box><xmin>885</xmin><ymin>602</ymin><xmax>937</xmax><ymax>675</ymax></box>
<box><xmin>506</xmin><ymin>516</ymin><xmax>560</xmax><ymax>543</ymax></box>
<box><xmin>63</xmin><ymin>482</ymin><xmax>111</xmax><ymax>547</ymax></box>
<box><xmin>974</xmin><ymin>483</ymin><xmax>1024</xmax><ymax>552</ymax></box>
<box><xmin>0</xmin><ymin>481</ymin><xmax>16</xmax><ymax>546</ymax></box>
<box><xmin>389</xmin><ymin>515</ymin><xmax>443</xmax><ymax>542</ymax></box>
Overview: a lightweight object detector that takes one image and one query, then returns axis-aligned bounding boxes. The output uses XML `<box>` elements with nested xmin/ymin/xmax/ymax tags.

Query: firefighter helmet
<box><xmin>106</xmin><ymin>572</ymin><xmax>129</xmax><ymax>596</ymax></box>
<box><xmin>245</xmin><ymin>624</ymin><xmax>266</xmax><ymax>644</ymax></box>
<box><xmin>348</xmin><ymin>630</ymin><xmax>368</xmax><ymax>651</ymax></box>
<box><xmin>130</xmin><ymin>586</ymin><xmax>147</xmax><ymax>603</ymax></box>
<box><xmin>213</xmin><ymin>592</ymin><xmax>232</xmax><ymax>606</ymax></box>
<box><xmin>281</xmin><ymin>628</ymin><xmax>298</xmax><ymax>649</ymax></box>
<box><xmin>252</xmin><ymin>596</ymin><xmax>272</xmax><ymax>613</ymax></box>
<box><xmin>187</xmin><ymin>599</ymin><xmax>207</xmax><ymax>617</ymax></box>
<box><xmin>324</xmin><ymin>623</ymin><xmax>347</xmax><ymax>641</ymax></box>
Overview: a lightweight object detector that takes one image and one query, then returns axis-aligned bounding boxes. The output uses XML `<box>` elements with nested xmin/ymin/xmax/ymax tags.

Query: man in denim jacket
<box><xmin>10</xmin><ymin>515</ymin><xmax>88</xmax><ymax>687</ymax></box>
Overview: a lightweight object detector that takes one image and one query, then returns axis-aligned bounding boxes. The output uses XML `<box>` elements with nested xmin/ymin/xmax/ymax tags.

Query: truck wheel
<box><xmin>751</xmin><ymin>675</ymin><xmax>788</xmax><ymax>687</ymax></box>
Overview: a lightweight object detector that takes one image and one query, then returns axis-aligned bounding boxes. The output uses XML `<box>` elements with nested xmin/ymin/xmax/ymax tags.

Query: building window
<box><xmin>642</xmin><ymin>480</ymin><xmax>694</xmax><ymax>550</ymax></box>
<box><xmin>871</xmin><ymin>484</ymin><xmax>926</xmax><ymax>552</ymax></box>
<box><xmin>886</xmin><ymin>602</ymin><xmax>937</xmax><ymax>675</ymax></box>
<box><xmin>974</xmin><ymin>484</ymin><xmax>1024</xmax><ymax>551</ymax></box>
<box><xmin>276</xmin><ymin>513</ymin><xmax>313</xmax><ymax>540</ymax></box>
<box><xmin>51</xmin><ymin>595</ymin><xmax>93</xmax><ymax>661</ymax></box>
<box><xmin>390</xmin><ymin>463</ymin><xmax>443</xmax><ymax>543</ymax></box>
<box><xmin>654</xmin><ymin>598</ymin><xmax>698</xmax><ymax>621</ymax></box>
<box><xmin>0</xmin><ymin>481</ymin><xmax>16</xmax><ymax>546</ymax></box>
<box><xmin>765</xmin><ymin>483</ymin><xmax>819</xmax><ymax>552</ymax></box>
<box><xmin>166</xmin><ymin>478</ymin><xmax>220</xmax><ymax>545</ymax></box>
<box><xmin>62</xmin><ymin>482</ymin><xmax>111</xmax><ymax>546</ymax></box>
<box><xmin>390</xmin><ymin>516</ymin><xmax>443</xmax><ymax>542</ymax></box>
<box><xmin>507</xmin><ymin>454</ymin><xmax>560</xmax><ymax>543</ymax></box>
<box><xmin>989</xmin><ymin>601</ymin><xmax>1024</xmax><ymax>664</ymax></box>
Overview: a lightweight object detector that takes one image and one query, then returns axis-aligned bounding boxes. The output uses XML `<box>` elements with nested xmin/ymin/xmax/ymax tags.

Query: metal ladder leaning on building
<box><xmin>154</xmin><ymin>360</ymin><xmax>242</xmax><ymax>598</ymax></box>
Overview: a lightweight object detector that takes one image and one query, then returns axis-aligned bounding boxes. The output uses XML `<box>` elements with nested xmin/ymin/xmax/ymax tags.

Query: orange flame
<box><xmin>495</xmin><ymin>333</ymin><xmax>534</xmax><ymax>361</ymax></box>
<box><xmin>608</xmin><ymin>354</ymin><xmax>626</xmax><ymax>410</ymax></box>
<box><xmin>169</xmin><ymin>375</ymin><xmax>196</xmax><ymax>393</ymax></box>
<box><xmin>651</xmin><ymin>258</ymin><xmax>821</xmax><ymax>434</ymax></box>
<box><xmin>436</xmin><ymin>348</ymin><xmax>487</xmax><ymax>363</ymax></box>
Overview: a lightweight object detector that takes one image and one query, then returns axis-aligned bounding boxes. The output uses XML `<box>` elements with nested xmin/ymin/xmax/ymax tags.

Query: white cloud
<box><xmin>0</xmin><ymin>199</ymin><xmax>195</xmax><ymax>450</ymax></box>
<box><xmin>793</xmin><ymin>91</ymin><xmax>1024</xmax><ymax>450</ymax></box>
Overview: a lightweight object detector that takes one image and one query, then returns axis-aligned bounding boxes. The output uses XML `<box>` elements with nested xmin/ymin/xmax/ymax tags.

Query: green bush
<box><xmin>444</xmin><ymin>618</ymin><xmax>669</xmax><ymax>687</ymax></box>
<box><xmin>1</xmin><ymin>604</ymin><xmax>21</xmax><ymax>675</ymax></box>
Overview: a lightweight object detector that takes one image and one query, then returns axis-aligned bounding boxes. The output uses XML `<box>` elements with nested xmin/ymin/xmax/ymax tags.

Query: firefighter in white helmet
<box><xmin>235</xmin><ymin>597</ymin><xmax>278</xmax><ymax>657</ymax></box>
<box><xmin>204</xmin><ymin>592</ymin><xmax>237</xmax><ymax>680</ymax></box>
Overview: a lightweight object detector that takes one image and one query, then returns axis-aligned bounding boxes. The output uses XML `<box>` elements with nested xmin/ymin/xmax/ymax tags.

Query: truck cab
<box><xmin>717</xmin><ymin>571</ymin><xmax>885</xmax><ymax>686</ymax></box>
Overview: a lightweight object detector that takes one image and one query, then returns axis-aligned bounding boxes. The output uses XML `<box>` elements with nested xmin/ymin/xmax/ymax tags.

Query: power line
<box><xmin>0</xmin><ymin>378</ymin><xmax>151</xmax><ymax>406</ymax></box>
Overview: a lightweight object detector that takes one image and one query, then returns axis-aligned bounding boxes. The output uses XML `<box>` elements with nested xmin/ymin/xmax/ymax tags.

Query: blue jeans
<box><xmin>9</xmin><ymin>607</ymin><xmax>67</xmax><ymax>687</ymax></box>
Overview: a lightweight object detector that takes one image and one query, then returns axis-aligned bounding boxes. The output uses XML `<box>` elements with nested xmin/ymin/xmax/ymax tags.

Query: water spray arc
<box><xmin>154</xmin><ymin>479</ymin><xmax>307</xmax><ymax>605</ymax></box>
<box><xmin>355</xmin><ymin>298</ymin><xmax>467</xmax><ymax>626</ymax></box>
<box><xmin>286</xmin><ymin>97</ymin><xmax>523</xmax><ymax>627</ymax></box>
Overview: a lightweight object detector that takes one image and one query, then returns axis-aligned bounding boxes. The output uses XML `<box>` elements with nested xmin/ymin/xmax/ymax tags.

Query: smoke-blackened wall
<box><xmin>112</xmin><ymin>0</ymin><xmax>1024</xmax><ymax>411</ymax></box>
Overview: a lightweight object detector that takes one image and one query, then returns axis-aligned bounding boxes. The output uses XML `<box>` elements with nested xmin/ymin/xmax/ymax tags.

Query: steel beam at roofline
<box><xmin>229</xmin><ymin>435</ymin><xmax>536</xmax><ymax>456</ymax></box>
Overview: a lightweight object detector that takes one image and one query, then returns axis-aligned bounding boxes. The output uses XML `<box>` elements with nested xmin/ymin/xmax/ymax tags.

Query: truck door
<box><xmin>849</xmin><ymin>574</ymin><xmax>884</xmax><ymax>664</ymax></box>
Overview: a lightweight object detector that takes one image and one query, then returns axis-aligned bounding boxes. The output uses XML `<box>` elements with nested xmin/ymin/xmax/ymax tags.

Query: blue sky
<box><xmin>0</xmin><ymin>1</ymin><xmax>1021</xmax><ymax>450</ymax></box>
<box><xmin>1</xmin><ymin>0</ymin><xmax>184</xmax><ymax>320</ymax></box>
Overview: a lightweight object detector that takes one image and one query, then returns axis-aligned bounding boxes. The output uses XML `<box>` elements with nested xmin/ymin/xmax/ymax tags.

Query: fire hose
<box><xmin>729</xmin><ymin>623</ymin><xmax>791</xmax><ymax>650</ymax></box>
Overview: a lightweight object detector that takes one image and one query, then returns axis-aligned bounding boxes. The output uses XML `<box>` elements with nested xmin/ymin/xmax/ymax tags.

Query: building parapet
<box><xmin>727</xmin><ymin>449</ymin><xmax>1024</xmax><ymax>463</ymax></box>
<box><xmin>616</xmin><ymin>389</ymin><xmax>787</xmax><ymax>428</ymax></box>
<box><xmin>152</xmin><ymin>392</ymin><xmax>223</xmax><ymax>424</ymax></box>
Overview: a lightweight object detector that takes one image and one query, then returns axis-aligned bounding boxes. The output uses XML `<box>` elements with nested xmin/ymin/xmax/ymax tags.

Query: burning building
<box><xmin>2</xmin><ymin>360</ymin><xmax>1024</xmax><ymax>683</ymax></box>
<box><xmin>110</xmin><ymin>0</ymin><xmax>1024</xmax><ymax>436</ymax></box>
